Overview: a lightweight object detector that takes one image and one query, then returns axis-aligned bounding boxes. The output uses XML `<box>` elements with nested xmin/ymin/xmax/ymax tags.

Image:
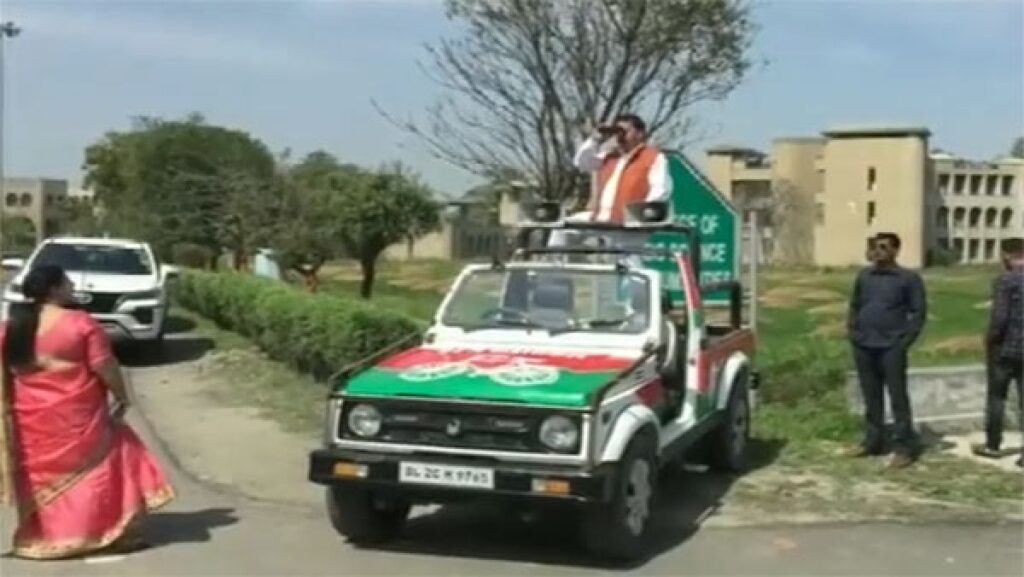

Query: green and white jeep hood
<box><xmin>342</xmin><ymin>347</ymin><xmax>637</xmax><ymax>408</ymax></box>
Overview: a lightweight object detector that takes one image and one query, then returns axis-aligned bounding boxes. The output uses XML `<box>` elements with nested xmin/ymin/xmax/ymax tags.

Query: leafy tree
<box><xmin>769</xmin><ymin>179</ymin><xmax>814</xmax><ymax>265</ymax></box>
<box><xmin>336</xmin><ymin>163</ymin><xmax>440</xmax><ymax>298</ymax></box>
<box><xmin>82</xmin><ymin>114</ymin><xmax>276</xmax><ymax>261</ymax></box>
<box><xmin>57</xmin><ymin>197</ymin><xmax>101</xmax><ymax>237</ymax></box>
<box><xmin>1011</xmin><ymin>137</ymin><xmax>1024</xmax><ymax>159</ymax></box>
<box><xmin>217</xmin><ymin>170</ymin><xmax>285</xmax><ymax>271</ymax></box>
<box><xmin>382</xmin><ymin>0</ymin><xmax>755</xmax><ymax>201</ymax></box>
<box><xmin>1</xmin><ymin>216</ymin><xmax>38</xmax><ymax>255</ymax></box>
<box><xmin>272</xmin><ymin>151</ymin><xmax>359</xmax><ymax>291</ymax></box>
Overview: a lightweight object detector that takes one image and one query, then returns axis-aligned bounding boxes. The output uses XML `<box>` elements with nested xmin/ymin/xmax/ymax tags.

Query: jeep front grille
<box><xmin>339</xmin><ymin>400</ymin><xmax>574</xmax><ymax>454</ymax></box>
<box><xmin>71</xmin><ymin>292</ymin><xmax>123</xmax><ymax>314</ymax></box>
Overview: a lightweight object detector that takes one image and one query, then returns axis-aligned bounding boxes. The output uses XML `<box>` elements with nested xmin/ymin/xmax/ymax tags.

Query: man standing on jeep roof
<box><xmin>972</xmin><ymin>237</ymin><xmax>1024</xmax><ymax>468</ymax></box>
<box><xmin>845</xmin><ymin>232</ymin><xmax>927</xmax><ymax>469</ymax></box>
<box><xmin>549</xmin><ymin>114</ymin><xmax>672</xmax><ymax>247</ymax></box>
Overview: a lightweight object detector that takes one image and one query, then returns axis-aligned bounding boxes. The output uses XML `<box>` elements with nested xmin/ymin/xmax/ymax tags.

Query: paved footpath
<box><xmin>2</xmin><ymin>346</ymin><xmax>1022</xmax><ymax>576</ymax></box>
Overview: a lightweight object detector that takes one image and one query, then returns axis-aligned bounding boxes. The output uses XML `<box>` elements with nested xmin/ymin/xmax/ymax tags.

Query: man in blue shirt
<box><xmin>845</xmin><ymin>233</ymin><xmax>927</xmax><ymax>469</ymax></box>
<box><xmin>972</xmin><ymin>238</ymin><xmax>1023</xmax><ymax>468</ymax></box>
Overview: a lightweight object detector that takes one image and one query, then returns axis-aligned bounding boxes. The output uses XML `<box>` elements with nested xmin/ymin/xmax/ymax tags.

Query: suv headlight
<box><xmin>347</xmin><ymin>404</ymin><xmax>382</xmax><ymax>438</ymax></box>
<box><xmin>127</xmin><ymin>288</ymin><xmax>163</xmax><ymax>300</ymax></box>
<box><xmin>539</xmin><ymin>415</ymin><xmax>579</xmax><ymax>452</ymax></box>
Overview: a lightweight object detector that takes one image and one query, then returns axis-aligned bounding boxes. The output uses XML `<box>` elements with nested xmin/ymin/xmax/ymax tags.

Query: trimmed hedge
<box><xmin>177</xmin><ymin>271</ymin><xmax>421</xmax><ymax>379</ymax></box>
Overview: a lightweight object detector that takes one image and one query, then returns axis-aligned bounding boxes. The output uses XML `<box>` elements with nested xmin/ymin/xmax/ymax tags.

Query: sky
<box><xmin>1</xmin><ymin>0</ymin><xmax>1021</xmax><ymax>195</ymax></box>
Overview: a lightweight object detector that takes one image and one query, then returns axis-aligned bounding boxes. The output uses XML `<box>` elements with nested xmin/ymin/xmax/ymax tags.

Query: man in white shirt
<box><xmin>550</xmin><ymin>114</ymin><xmax>673</xmax><ymax>248</ymax></box>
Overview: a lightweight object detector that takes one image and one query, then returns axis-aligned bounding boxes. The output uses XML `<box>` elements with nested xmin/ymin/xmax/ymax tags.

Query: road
<box><xmin>1</xmin><ymin>348</ymin><xmax>1023</xmax><ymax>576</ymax></box>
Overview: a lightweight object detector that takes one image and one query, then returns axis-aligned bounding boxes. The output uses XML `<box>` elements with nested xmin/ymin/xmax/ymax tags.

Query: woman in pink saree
<box><xmin>0</xmin><ymin>265</ymin><xmax>174</xmax><ymax>559</ymax></box>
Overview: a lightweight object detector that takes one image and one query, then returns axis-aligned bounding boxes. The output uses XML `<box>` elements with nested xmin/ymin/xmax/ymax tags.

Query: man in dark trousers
<box><xmin>845</xmin><ymin>232</ymin><xmax>928</xmax><ymax>468</ymax></box>
<box><xmin>972</xmin><ymin>237</ymin><xmax>1023</xmax><ymax>468</ymax></box>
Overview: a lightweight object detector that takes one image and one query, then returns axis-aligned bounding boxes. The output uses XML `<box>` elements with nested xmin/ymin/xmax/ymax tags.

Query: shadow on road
<box><xmin>163</xmin><ymin>315</ymin><xmax>198</xmax><ymax>336</ymax></box>
<box><xmin>369</xmin><ymin>437</ymin><xmax>786</xmax><ymax>570</ymax></box>
<box><xmin>142</xmin><ymin>508</ymin><xmax>239</xmax><ymax>549</ymax></box>
<box><xmin>117</xmin><ymin>336</ymin><xmax>214</xmax><ymax>368</ymax></box>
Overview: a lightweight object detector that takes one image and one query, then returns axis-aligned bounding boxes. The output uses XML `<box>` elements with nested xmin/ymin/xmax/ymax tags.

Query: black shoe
<box><xmin>971</xmin><ymin>444</ymin><xmax>1002</xmax><ymax>459</ymax></box>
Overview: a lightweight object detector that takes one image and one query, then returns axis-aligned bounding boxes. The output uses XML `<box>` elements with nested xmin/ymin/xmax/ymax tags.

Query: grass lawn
<box><xmin>183</xmin><ymin>260</ymin><xmax>1021</xmax><ymax>519</ymax></box>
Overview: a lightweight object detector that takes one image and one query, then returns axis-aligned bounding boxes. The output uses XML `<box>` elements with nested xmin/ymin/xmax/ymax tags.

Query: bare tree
<box><xmin>379</xmin><ymin>0</ymin><xmax>755</xmax><ymax>202</ymax></box>
<box><xmin>770</xmin><ymin>179</ymin><xmax>815</xmax><ymax>265</ymax></box>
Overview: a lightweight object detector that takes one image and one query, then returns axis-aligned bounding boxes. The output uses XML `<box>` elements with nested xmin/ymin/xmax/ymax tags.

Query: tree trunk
<box><xmin>296</xmin><ymin>264</ymin><xmax>320</xmax><ymax>293</ymax></box>
<box><xmin>359</xmin><ymin>258</ymin><xmax>376</xmax><ymax>299</ymax></box>
<box><xmin>232</xmin><ymin>248</ymin><xmax>247</xmax><ymax>271</ymax></box>
<box><xmin>302</xmin><ymin>270</ymin><xmax>319</xmax><ymax>293</ymax></box>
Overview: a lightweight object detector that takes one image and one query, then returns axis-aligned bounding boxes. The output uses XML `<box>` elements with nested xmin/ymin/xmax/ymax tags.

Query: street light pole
<box><xmin>0</xmin><ymin>21</ymin><xmax>21</xmax><ymax>254</ymax></box>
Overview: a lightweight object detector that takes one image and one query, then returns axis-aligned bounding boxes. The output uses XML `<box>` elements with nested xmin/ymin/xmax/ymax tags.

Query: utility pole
<box><xmin>1</xmin><ymin>21</ymin><xmax>21</xmax><ymax>255</ymax></box>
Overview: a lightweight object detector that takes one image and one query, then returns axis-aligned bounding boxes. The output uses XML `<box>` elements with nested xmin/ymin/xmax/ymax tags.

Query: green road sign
<box><xmin>645</xmin><ymin>152</ymin><xmax>739</xmax><ymax>304</ymax></box>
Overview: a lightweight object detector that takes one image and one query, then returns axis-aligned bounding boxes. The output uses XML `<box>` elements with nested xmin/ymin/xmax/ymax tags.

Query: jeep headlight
<box><xmin>347</xmin><ymin>404</ymin><xmax>382</xmax><ymax>438</ymax></box>
<box><xmin>539</xmin><ymin>415</ymin><xmax>579</xmax><ymax>452</ymax></box>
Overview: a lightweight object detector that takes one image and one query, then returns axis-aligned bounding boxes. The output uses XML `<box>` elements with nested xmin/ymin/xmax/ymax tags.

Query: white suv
<box><xmin>2</xmin><ymin>238</ymin><xmax>178</xmax><ymax>344</ymax></box>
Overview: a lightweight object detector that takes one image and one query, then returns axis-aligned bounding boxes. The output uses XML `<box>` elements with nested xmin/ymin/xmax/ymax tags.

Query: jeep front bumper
<box><xmin>308</xmin><ymin>448</ymin><xmax>615</xmax><ymax>503</ymax></box>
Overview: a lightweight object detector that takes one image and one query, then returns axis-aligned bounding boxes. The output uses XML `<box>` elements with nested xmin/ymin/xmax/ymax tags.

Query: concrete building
<box><xmin>705</xmin><ymin>126</ymin><xmax>1024</xmax><ymax>268</ymax></box>
<box><xmin>930</xmin><ymin>154</ymin><xmax>1024</xmax><ymax>265</ymax></box>
<box><xmin>1</xmin><ymin>177</ymin><xmax>69</xmax><ymax>243</ymax></box>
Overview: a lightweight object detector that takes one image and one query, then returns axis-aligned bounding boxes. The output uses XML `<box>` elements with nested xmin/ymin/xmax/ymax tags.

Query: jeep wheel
<box><xmin>580</xmin><ymin>433</ymin><xmax>657</xmax><ymax>561</ymax></box>
<box><xmin>708</xmin><ymin>379</ymin><xmax>749</xmax><ymax>473</ymax></box>
<box><xmin>326</xmin><ymin>486</ymin><xmax>409</xmax><ymax>544</ymax></box>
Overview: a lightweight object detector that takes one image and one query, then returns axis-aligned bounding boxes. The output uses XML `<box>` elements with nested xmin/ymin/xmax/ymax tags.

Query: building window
<box><xmin>985</xmin><ymin>175</ymin><xmax>998</xmax><ymax>196</ymax></box>
<box><xmin>4</xmin><ymin>193</ymin><xmax>16</xmax><ymax>207</ymax></box>
<box><xmin>968</xmin><ymin>207</ymin><xmax>981</xmax><ymax>229</ymax></box>
<box><xmin>938</xmin><ymin>174</ymin><xmax>950</xmax><ymax>195</ymax></box>
<box><xmin>1001</xmin><ymin>175</ymin><xmax>1014</xmax><ymax>197</ymax></box>
<box><xmin>936</xmin><ymin>207</ymin><xmax>949</xmax><ymax>230</ymax></box>
<box><xmin>969</xmin><ymin>174</ymin><xmax>981</xmax><ymax>195</ymax></box>
<box><xmin>1001</xmin><ymin>208</ymin><xmax>1014</xmax><ymax>229</ymax></box>
<box><xmin>815</xmin><ymin>203</ymin><xmax>825</xmax><ymax>225</ymax></box>
<box><xmin>19</xmin><ymin>193</ymin><xmax>32</xmax><ymax>207</ymax></box>
<box><xmin>866</xmin><ymin>201</ymin><xmax>876</xmax><ymax>225</ymax></box>
<box><xmin>953</xmin><ymin>238</ymin><xmax>965</xmax><ymax>262</ymax></box>
<box><xmin>953</xmin><ymin>174</ymin><xmax>965</xmax><ymax>195</ymax></box>
<box><xmin>984</xmin><ymin>239</ymin><xmax>996</xmax><ymax>262</ymax></box>
<box><xmin>985</xmin><ymin>207</ymin><xmax>998</xmax><ymax>229</ymax></box>
<box><xmin>953</xmin><ymin>207</ymin><xmax>966</xmax><ymax>229</ymax></box>
<box><xmin>867</xmin><ymin>167</ymin><xmax>877</xmax><ymax>191</ymax></box>
<box><xmin>968</xmin><ymin>239</ymin><xmax>980</xmax><ymax>262</ymax></box>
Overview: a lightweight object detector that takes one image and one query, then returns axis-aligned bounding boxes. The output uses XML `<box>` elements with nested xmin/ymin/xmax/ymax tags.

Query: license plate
<box><xmin>398</xmin><ymin>462</ymin><xmax>494</xmax><ymax>489</ymax></box>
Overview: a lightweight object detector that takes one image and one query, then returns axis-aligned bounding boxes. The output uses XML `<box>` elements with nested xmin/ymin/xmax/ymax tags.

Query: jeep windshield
<box><xmin>32</xmin><ymin>244</ymin><xmax>154</xmax><ymax>276</ymax></box>
<box><xmin>441</xmin><ymin>268</ymin><xmax>651</xmax><ymax>334</ymax></box>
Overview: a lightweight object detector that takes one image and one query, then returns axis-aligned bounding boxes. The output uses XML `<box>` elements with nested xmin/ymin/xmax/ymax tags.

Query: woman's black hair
<box><xmin>2</xmin><ymin>265</ymin><xmax>68</xmax><ymax>370</ymax></box>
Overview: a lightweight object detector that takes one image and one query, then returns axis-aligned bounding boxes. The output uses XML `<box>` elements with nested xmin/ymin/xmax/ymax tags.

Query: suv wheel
<box><xmin>580</xmin><ymin>432</ymin><xmax>657</xmax><ymax>561</ymax></box>
<box><xmin>326</xmin><ymin>486</ymin><xmax>409</xmax><ymax>544</ymax></box>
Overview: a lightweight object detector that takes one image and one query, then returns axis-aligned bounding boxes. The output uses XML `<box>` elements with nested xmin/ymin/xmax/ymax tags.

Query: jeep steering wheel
<box><xmin>479</xmin><ymin>307</ymin><xmax>530</xmax><ymax>322</ymax></box>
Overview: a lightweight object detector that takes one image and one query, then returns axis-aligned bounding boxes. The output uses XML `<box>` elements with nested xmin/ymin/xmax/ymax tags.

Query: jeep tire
<box><xmin>580</xmin><ymin>432</ymin><xmax>657</xmax><ymax>561</ymax></box>
<box><xmin>708</xmin><ymin>378</ymin><xmax>750</xmax><ymax>473</ymax></box>
<box><xmin>326</xmin><ymin>486</ymin><xmax>409</xmax><ymax>544</ymax></box>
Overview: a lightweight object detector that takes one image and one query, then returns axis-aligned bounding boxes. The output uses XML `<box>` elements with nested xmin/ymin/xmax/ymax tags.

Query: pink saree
<box><xmin>0</xmin><ymin>310</ymin><xmax>174</xmax><ymax>559</ymax></box>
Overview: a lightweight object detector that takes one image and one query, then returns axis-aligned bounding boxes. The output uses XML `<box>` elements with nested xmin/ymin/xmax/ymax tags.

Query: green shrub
<box><xmin>927</xmin><ymin>247</ymin><xmax>960</xmax><ymax>267</ymax></box>
<box><xmin>176</xmin><ymin>271</ymin><xmax>420</xmax><ymax>379</ymax></box>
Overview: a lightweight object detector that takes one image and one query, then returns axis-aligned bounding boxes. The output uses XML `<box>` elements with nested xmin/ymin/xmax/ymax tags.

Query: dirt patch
<box><xmin>813</xmin><ymin>320</ymin><xmax>846</xmax><ymax>338</ymax></box>
<box><xmin>809</xmin><ymin>302</ymin><xmax>847</xmax><ymax>316</ymax></box>
<box><xmin>924</xmin><ymin>335</ymin><xmax>983</xmax><ymax>355</ymax></box>
<box><xmin>390</xmin><ymin>277</ymin><xmax>452</xmax><ymax>293</ymax></box>
<box><xmin>761</xmin><ymin>287</ymin><xmax>844</xmax><ymax>308</ymax></box>
<box><xmin>974</xmin><ymin>300</ymin><xmax>992</xmax><ymax>310</ymax></box>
